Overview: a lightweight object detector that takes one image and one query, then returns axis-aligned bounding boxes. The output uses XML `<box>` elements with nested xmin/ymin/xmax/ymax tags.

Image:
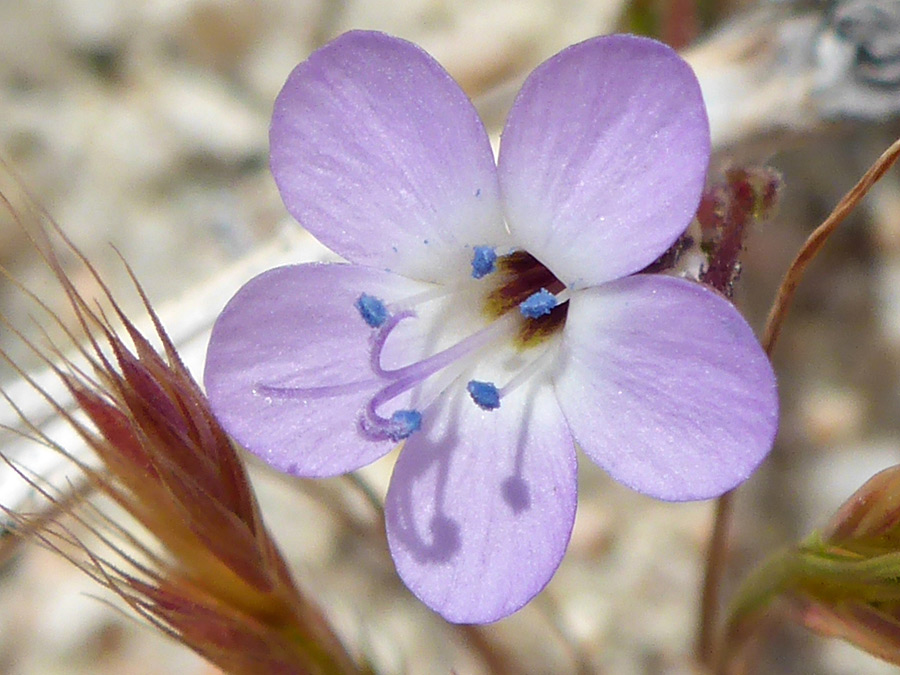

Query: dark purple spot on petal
<box><xmin>502</xmin><ymin>476</ymin><xmax>531</xmax><ymax>513</ymax></box>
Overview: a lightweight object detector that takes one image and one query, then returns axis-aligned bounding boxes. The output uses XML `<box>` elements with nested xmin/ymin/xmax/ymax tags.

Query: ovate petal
<box><xmin>204</xmin><ymin>264</ymin><xmax>431</xmax><ymax>477</ymax></box>
<box><xmin>554</xmin><ymin>275</ymin><xmax>777</xmax><ymax>501</ymax></box>
<box><xmin>385</xmin><ymin>382</ymin><xmax>577</xmax><ymax>623</ymax></box>
<box><xmin>270</xmin><ymin>31</ymin><xmax>508</xmax><ymax>283</ymax></box>
<box><xmin>498</xmin><ymin>34</ymin><xmax>710</xmax><ymax>288</ymax></box>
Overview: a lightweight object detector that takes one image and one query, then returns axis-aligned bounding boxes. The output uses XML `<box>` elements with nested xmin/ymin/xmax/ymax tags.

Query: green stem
<box><xmin>717</xmin><ymin>547</ymin><xmax>803</xmax><ymax>674</ymax></box>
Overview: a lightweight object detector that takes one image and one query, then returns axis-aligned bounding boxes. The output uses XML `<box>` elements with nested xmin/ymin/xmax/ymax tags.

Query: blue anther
<box><xmin>388</xmin><ymin>409</ymin><xmax>422</xmax><ymax>441</ymax></box>
<box><xmin>355</xmin><ymin>293</ymin><xmax>388</xmax><ymax>328</ymax></box>
<box><xmin>471</xmin><ymin>246</ymin><xmax>497</xmax><ymax>279</ymax></box>
<box><xmin>519</xmin><ymin>288</ymin><xmax>557</xmax><ymax>318</ymax></box>
<box><xmin>467</xmin><ymin>380</ymin><xmax>501</xmax><ymax>411</ymax></box>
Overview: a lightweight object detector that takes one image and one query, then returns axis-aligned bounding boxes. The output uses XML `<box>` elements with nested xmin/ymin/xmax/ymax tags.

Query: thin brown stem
<box><xmin>696</xmin><ymin>137</ymin><xmax>900</xmax><ymax>672</ymax></box>
<box><xmin>762</xmin><ymin>137</ymin><xmax>900</xmax><ymax>354</ymax></box>
<box><xmin>697</xmin><ymin>489</ymin><xmax>735</xmax><ymax>667</ymax></box>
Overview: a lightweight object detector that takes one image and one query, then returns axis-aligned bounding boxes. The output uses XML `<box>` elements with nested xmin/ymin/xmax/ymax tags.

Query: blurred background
<box><xmin>2</xmin><ymin>0</ymin><xmax>900</xmax><ymax>672</ymax></box>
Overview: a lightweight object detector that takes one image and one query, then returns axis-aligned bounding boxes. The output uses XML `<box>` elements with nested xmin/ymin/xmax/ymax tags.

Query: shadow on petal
<box><xmin>385</xmin><ymin>379</ymin><xmax>578</xmax><ymax>623</ymax></box>
<box><xmin>385</xmin><ymin>392</ymin><xmax>466</xmax><ymax>564</ymax></box>
<box><xmin>502</xmin><ymin>476</ymin><xmax>531</xmax><ymax>513</ymax></box>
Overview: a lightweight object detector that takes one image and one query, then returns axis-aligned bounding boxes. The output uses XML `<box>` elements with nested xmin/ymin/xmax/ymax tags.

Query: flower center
<box><xmin>484</xmin><ymin>250</ymin><xmax>569</xmax><ymax>348</ymax></box>
<box><xmin>353</xmin><ymin>247</ymin><xmax>568</xmax><ymax>442</ymax></box>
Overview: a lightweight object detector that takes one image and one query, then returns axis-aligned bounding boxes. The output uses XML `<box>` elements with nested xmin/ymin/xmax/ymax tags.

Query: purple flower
<box><xmin>204</xmin><ymin>31</ymin><xmax>778</xmax><ymax>623</ymax></box>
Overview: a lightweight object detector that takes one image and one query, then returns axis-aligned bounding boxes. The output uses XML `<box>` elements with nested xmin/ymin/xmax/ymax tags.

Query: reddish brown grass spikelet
<box><xmin>0</xmin><ymin>175</ymin><xmax>364</xmax><ymax>675</ymax></box>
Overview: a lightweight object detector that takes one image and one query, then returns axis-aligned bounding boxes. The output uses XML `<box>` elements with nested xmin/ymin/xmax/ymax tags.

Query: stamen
<box><xmin>471</xmin><ymin>246</ymin><xmax>497</xmax><ymax>279</ymax></box>
<box><xmin>387</xmin><ymin>284</ymin><xmax>454</xmax><ymax>312</ymax></box>
<box><xmin>360</xmin><ymin>406</ymin><xmax>422</xmax><ymax>442</ymax></box>
<box><xmin>353</xmin><ymin>249</ymin><xmax>570</xmax><ymax>442</ymax></box>
<box><xmin>467</xmin><ymin>380</ymin><xmax>500</xmax><ymax>410</ymax></box>
<box><xmin>519</xmin><ymin>288</ymin><xmax>557</xmax><ymax>318</ymax></box>
<box><xmin>359</xmin><ymin>375</ymin><xmax>426</xmax><ymax>441</ymax></box>
<box><xmin>256</xmin><ymin>379</ymin><xmax>376</xmax><ymax>400</ymax></box>
<box><xmin>355</xmin><ymin>293</ymin><xmax>388</xmax><ymax>327</ymax></box>
<box><xmin>485</xmin><ymin>252</ymin><xmax>565</xmax><ymax>318</ymax></box>
<box><xmin>517</xmin><ymin>301</ymin><xmax>568</xmax><ymax>348</ymax></box>
<box><xmin>369</xmin><ymin>309</ymin><xmax>416</xmax><ymax>378</ymax></box>
<box><xmin>360</xmin><ymin>310</ymin><xmax>519</xmax><ymax>439</ymax></box>
<box><xmin>387</xmin><ymin>409</ymin><xmax>422</xmax><ymax>440</ymax></box>
<box><xmin>371</xmin><ymin>310</ymin><xmax>518</xmax><ymax>380</ymax></box>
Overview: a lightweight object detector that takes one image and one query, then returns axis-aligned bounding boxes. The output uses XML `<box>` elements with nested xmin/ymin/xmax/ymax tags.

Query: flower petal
<box><xmin>270</xmin><ymin>30</ymin><xmax>508</xmax><ymax>283</ymax></box>
<box><xmin>498</xmin><ymin>34</ymin><xmax>710</xmax><ymax>288</ymax></box>
<box><xmin>385</xmin><ymin>381</ymin><xmax>577</xmax><ymax>623</ymax></box>
<box><xmin>554</xmin><ymin>275</ymin><xmax>777</xmax><ymax>501</ymax></box>
<box><xmin>204</xmin><ymin>263</ymin><xmax>432</xmax><ymax>477</ymax></box>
